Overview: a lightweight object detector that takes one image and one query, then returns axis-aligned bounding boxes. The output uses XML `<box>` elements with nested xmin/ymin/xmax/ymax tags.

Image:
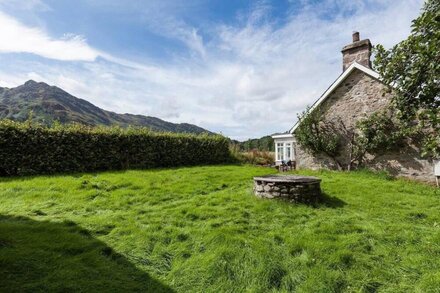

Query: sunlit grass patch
<box><xmin>0</xmin><ymin>165</ymin><xmax>439</xmax><ymax>292</ymax></box>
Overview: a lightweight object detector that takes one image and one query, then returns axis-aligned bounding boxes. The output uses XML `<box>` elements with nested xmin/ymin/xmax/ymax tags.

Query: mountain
<box><xmin>0</xmin><ymin>80</ymin><xmax>211</xmax><ymax>134</ymax></box>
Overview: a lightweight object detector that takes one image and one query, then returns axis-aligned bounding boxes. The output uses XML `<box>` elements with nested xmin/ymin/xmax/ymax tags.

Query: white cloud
<box><xmin>0</xmin><ymin>0</ymin><xmax>50</xmax><ymax>11</ymax></box>
<box><xmin>0</xmin><ymin>11</ymin><xmax>99</xmax><ymax>61</ymax></box>
<box><xmin>0</xmin><ymin>0</ymin><xmax>425</xmax><ymax>140</ymax></box>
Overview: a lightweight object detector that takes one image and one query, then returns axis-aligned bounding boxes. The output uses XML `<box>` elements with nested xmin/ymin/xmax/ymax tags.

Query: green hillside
<box><xmin>0</xmin><ymin>80</ymin><xmax>211</xmax><ymax>134</ymax></box>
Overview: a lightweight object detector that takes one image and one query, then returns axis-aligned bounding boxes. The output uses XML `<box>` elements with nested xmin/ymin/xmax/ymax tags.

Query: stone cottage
<box><xmin>272</xmin><ymin>32</ymin><xmax>436</xmax><ymax>183</ymax></box>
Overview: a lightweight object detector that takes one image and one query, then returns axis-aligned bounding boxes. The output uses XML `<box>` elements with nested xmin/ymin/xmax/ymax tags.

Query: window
<box><xmin>277</xmin><ymin>143</ymin><xmax>284</xmax><ymax>161</ymax></box>
<box><xmin>285</xmin><ymin>143</ymin><xmax>291</xmax><ymax>160</ymax></box>
<box><xmin>274</xmin><ymin>140</ymin><xmax>295</xmax><ymax>162</ymax></box>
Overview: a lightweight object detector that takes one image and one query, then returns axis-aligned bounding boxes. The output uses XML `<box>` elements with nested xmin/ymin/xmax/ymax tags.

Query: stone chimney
<box><xmin>341</xmin><ymin>32</ymin><xmax>372</xmax><ymax>71</ymax></box>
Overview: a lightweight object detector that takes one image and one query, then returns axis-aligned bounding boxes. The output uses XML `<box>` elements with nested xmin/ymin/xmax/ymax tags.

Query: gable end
<box><xmin>289</xmin><ymin>62</ymin><xmax>382</xmax><ymax>134</ymax></box>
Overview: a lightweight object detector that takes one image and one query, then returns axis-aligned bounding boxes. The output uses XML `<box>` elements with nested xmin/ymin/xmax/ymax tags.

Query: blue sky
<box><xmin>0</xmin><ymin>0</ymin><xmax>424</xmax><ymax>140</ymax></box>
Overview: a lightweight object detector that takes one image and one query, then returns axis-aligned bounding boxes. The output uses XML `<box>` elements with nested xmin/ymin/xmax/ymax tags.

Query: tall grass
<box><xmin>0</xmin><ymin>166</ymin><xmax>439</xmax><ymax>292</ymax></box>
<box><xmin>230</xmin><ymin>145</ymin><xmax>274</xmax><ymax>165</ymax></box>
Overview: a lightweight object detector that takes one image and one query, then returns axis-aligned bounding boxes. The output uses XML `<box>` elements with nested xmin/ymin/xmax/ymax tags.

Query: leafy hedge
<box><xmin>0</xmin><ymin>120</ymin><xmax>232</xmax><ymax>176</ymax></box>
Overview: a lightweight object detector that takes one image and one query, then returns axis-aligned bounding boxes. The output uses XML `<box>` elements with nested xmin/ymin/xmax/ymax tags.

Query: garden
<box><xmin>1</xmin><ymin>165</ymin><xmax>439</xmax><ymax>292</ymax></box>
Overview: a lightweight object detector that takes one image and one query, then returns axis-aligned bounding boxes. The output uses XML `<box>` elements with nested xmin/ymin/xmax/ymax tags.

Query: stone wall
<box><xmin>321</xmin><ymin>69</ymin><xmax>392</xmax><ymax>128</ymax></box>
<box><xmin>294</xmin><ymin>68</ymin><xmax>435</xmax><ymax>183</ymax></box>
<box><xmin>253</xmin><ymin>176</ymin><xmax>321</xmax><ymax>204</ymax></box>
<box><xmin>295</xmin><ymin>68</ymin><xmax>392</xmax><ymax>170</ymax></box>
<box><xmin>369</xmin><ymin>145</ymin><xmax>436</xmax><ymax>182</ymax></box>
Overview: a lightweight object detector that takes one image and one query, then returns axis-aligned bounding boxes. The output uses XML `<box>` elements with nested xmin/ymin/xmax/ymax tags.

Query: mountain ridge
<box><xmin>0</xmin><ymin>80</ymin><xmax>212</xmax><ymax>134</ymax></box>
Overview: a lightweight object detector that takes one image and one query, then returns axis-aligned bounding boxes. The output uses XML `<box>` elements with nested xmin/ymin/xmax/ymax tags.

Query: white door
<box><xmin>275</xmin><ymin>141</ymin><xmax>294</xmax><ymax>162</ymax></box>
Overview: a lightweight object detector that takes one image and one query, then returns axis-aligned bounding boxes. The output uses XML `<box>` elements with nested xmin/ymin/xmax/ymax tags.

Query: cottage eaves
<box><xmin>288</xmin><ymin>62</ymin><xmax>381</xmax><ymax>134</ymax></box>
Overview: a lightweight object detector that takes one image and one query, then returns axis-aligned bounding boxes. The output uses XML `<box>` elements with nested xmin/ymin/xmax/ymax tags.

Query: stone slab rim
<box><xmin>253</xmin><ymin>174</ymin><xmax>321</xmax><ymax>184</ymax></box>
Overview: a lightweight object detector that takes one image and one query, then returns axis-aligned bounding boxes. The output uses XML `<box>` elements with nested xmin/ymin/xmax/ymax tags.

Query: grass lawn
<box><xmin>0</xmin><ymin>165</ymin><xmax>439</xmax><ymax>292</ymax></box>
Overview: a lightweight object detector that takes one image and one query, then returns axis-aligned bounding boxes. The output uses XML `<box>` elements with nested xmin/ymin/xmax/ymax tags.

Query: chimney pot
<box><xmin>352</xmin><ymin>32</ymin><xmax>360</xmax><ymax>42</ymax></box>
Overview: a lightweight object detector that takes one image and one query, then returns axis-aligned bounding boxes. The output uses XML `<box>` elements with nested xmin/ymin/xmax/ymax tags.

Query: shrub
<box><xmin>0</xmin><ymin>120</ymin><xmax>232</xmax><ymax>176</ymax></box>
<box><xmin>230</xmin><ymin>146</ymin><xmax>274</xmax><ymax>166</ymax></box>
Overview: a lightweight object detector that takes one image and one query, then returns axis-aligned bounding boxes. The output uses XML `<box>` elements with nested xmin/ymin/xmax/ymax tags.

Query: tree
<box><xmin>295</xmin><ymin>107</ymin><xmax>361</xmax><ymax>170</ymax></box>
<box><xmin>356</xmin><ymin>108</ymin><xmax>407</xmax><ymax>159</ymax></box>
<box><xmin>374</xmin><ymin>0</ymin><xmax>439</xmax><ymax>158</ymax></box>
<box><xmin>240</xmin><ymin>136</ymin><xmax>274</xmax><ymax>152</ymax></box>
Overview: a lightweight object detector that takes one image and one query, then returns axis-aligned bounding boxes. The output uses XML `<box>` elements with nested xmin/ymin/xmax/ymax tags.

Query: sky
<box><xmin>0</xmin><ymin>0</ymin><xmax>424</xmax><ymax>140</ymax></box>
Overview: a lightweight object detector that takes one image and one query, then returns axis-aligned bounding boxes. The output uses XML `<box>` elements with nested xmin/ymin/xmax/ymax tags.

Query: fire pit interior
<box><xmin>253</xmin><ymin>175</ymin><xmax>321</xmax><ymax>204</ymax></box>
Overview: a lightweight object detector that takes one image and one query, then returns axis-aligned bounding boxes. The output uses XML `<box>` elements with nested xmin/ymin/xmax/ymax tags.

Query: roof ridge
<box><xmin>288</xmin><ymin>62</ymin><xmax>381</xmax><ymax>134</ymax></box>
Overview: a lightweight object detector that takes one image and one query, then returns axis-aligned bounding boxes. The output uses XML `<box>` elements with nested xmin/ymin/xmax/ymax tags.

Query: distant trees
<box><xmin>239</xmin><ymin>136</ymin><xmax>274</xmax><ymax>152</ymax></box>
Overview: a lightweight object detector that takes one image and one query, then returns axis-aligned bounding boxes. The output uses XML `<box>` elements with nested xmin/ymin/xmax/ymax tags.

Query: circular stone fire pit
<box><xmin>253</xmin><ymin>175</ymin><xmax>321</xmax><ymax>204</ymax></box>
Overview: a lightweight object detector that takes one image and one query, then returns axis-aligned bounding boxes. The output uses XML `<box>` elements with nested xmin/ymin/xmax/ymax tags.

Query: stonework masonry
<box><xmin>293</xmin><ymin>68</ymin><xmax>435</xmax><ymax>183</ymax></box>
<box><xmin>342</xmin><ymin>40</ymin><xmax>372</xmax><ymax>71</ymax></box>
<box><xmin>253</xmin><ymin>175</ymin><xmax>322</xmax><ymax>204</ymax></box>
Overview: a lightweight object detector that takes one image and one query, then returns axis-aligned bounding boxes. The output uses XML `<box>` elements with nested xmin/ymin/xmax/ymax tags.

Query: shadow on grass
<box><xmin>0</xmin><ymin>215</ymin><xmax>174</xmax><ymax>292</ymax></box>
<box><xmin>0</xmin><ymin>164</ymin><xmax>237</xmax><ymax>183</ymax></box>
<box><xmin>316</xmin><ymin>192</ymin><xmax>346</xmax><ymax>208</ymax></box>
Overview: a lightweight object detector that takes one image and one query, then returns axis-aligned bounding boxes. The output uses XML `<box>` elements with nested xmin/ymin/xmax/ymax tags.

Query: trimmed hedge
<box><xmin>0</xmin><ymin>120</ymin><xmax>232</xmax><ymax>176</ymax></box>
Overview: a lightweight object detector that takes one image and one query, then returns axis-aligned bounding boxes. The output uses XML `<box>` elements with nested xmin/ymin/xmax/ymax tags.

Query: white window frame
<box><xmin>285</xmin><ymin>143</ymin><xmax>292</xmax><ymax>161</ymax></box>
<box><xmin>277</xmin><ymin>143</ymin><xmax>284</xmax><ymax>161</ymax></box>
<box><xmin>274</xmin><ymin>140</ymin><xmax>294</xmax><ymax>164</ymax></box>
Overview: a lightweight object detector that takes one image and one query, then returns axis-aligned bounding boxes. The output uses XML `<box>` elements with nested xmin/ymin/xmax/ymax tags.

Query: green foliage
<box><xmin>295</xmin><ymin>106</ymin><xmax>341</xmax><ymax>159</ymax></box>
<box><xmin>417</xmin><ymin>108</ymin><xmax>440</xmax><ymax>158</ymax></box>
<box><xmin>0</xmin><ymin>166</ymin><xmax>438</xmax><ymax>292</ymax></box>
<box><xmin>0</xmin><ymin>119</ymin><xmax>231</xmax><ymax>176</ymax></box>
<box><xmin>296</xmin><ymin>107</ymin><xmax>408</xmax><ymax>170</ymax></box>
<box><xmin>374</xmin><ymin>0</ymin><xmax>439</xmax><ymax>158</ymax></box>
<box><xmin>356</xmin><ymin>109</ymin><xmax>407</xmax><ymax>155</ymax></box>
